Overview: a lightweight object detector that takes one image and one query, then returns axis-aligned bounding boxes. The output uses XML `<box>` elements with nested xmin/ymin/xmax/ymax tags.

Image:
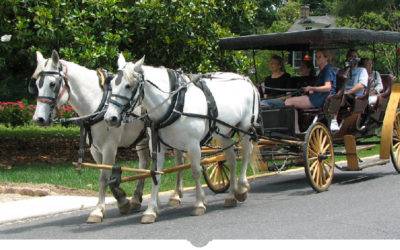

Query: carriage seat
<box><xmin>368</xmin><ymin>74</ymin><xmax>393</xmax><ymax>123</ymax></box>
<box><xmin>372</xmin><ymin>74</ymin><xmax>393</xmax><ymax>111</ymax></box>
<box><xmin>297</xmin><ymin>76</ymin><xmax>348</xmax><ymax>131</ymax></box>
<box><xmin>298</xmin><ymin>76</ymin><xmax>348</xmax><ymax>115</ymax></box>
<box><xmin>348</xmin><ymin>78</ymin><xmax>371</xmax><ymax>114</ymax></box>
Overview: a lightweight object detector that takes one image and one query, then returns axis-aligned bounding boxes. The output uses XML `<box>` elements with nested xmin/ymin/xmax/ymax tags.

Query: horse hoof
<box><xmin>86</xmin><ymin>215</ymin><xmax>103</xmax><ymax>223</ymax></box>
<box><xmin>129</xmin><ymin>199</ymin><xmax>142</xmax><ymax>212</ymax></box>
<box><xmin>168</xmin><ymin>198</ymin><xmax>181</xmax><ymax>207</ymax></box>
<box><xmin>245</xmin><ymin>183</ymin><xmax>250</xmax><ymax>192</ymax></box>
<box><xmin>235</xmin><ymin>192</ymin><xmax>248</xmax><ymax>202</ymax></box>
<box><xmin>191</xmin><ymin>207</ymin><xmax>206</xmax><ymax>216</ymax></box>
<box><xmin>224</xmin><ymin>198</ymin><xmax>237</xmax><ymax>207</ymax></box>
<box><xmin>141</xmin><ymin>214</ymin><xmax>157</xmax><ymax>224</ymax></box>
<box><xmin>118</xmin><ymin>199</ymin><xmax>130</xmax><ymax>214</ymax></box>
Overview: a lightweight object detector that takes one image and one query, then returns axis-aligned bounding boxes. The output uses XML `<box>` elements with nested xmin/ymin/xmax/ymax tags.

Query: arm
<box><xmin>345</xmin><ymin>83</ymin><xmax>365</xmax><ymax>95</ymax></box>
<box><xmin>304</xmin><ymin>81</ymin><xmax>332</xmax><ymax>94</ymax></box>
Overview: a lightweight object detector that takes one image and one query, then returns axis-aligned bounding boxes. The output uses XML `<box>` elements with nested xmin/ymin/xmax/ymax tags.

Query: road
<box><xmin>1</xmin><ymin>161</ymin><xmax>400</xmax><ymax>247</ymax></box>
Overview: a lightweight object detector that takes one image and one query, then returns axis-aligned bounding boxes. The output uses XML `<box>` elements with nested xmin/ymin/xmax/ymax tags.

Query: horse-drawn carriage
<box><xmin>216</xmin><ymin>28</ymin><xmax>400</xmax><ymax>192</ymax></box>
<box><xmin>29</xmin><ymin>28</ymin><xmax>400</xmax><ymax>223</ymax></box>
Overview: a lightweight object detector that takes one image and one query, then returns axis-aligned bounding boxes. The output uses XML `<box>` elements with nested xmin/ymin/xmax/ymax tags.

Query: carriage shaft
<box><xmin>121</xmin><ymin>154</ymin><xmax>227</xmax><ymax>183</ymax></box>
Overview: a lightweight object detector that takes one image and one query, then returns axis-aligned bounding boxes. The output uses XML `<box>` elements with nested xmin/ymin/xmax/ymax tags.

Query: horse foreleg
<box><xmin>188</xmin><ymin>145</ymin><xmax>207</xmax><ymax>216</ymax></box>
<box><xmin>102</xmin><ymin>146</ymin><xmax>130</xmax><ymax>215</ymax></box>
<box><xmin>168</xmin><ymin>149</ymin><xmax>184</xmax><ymax>207</ymax></box>
<box><xmin>220</xmin><ymin>138</ymin><xmax>238</xmax><ymax>207</ymax></box>
<box><xmin>87</xmin><ymin>146</ymin><xmax>108</xmax><ymax>223</ymax></box>
<box><xmin>130</xmin><ymin>142</ymin><xmax>151</xmax><ymax>211</ymax></box>
<box><xmin>235</xmin><ymin>134</ymin><xmax>252</xmax><ymax>202</ymax></box>
<box><xmin>141</xmin><ymin>147</ymin><xmax>165</xmax><ymax>224</ymax></box>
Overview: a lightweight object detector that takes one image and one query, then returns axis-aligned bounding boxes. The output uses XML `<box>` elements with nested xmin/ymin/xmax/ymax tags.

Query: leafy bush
<box><xmin>0</xmin><ymin>100</ymin><xmax>74</xmax><ymax>127</ymax></box>
<box><xmin>0</xmin><ymin>100</ymin><xmax>34</xmax><ymax>127</ymax></box>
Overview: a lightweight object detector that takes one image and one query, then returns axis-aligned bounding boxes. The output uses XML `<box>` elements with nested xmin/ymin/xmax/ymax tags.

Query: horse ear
<box><xmin>133</xmin><ymin>56</ymin><xmax>145</xmax><ymax>73</ymax></box>
<box><xmin>51</xmin><ymin>50</ymin><xmax>60</xmax><ymax>67</ymax></box>
<box><xmin>36</xmin><ymin>51</ymin><xmax>45</xmax><ymax>64</ymax></box>
<box><xmin>118</xmin><ymin>53</ymin><xmax>127</xmax><ymax>69</ymax></box>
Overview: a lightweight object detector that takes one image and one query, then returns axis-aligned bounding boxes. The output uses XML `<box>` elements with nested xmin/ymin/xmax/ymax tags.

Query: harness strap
<box><xmin>156</xmin><ymin>69</ymin><xmax>187</xmax><ymax>129</ymax></box>
<box><xmin>150</xmin><ymin>122</ymin><xmax>160</xmax><ymax>186</ymax></box>
<box><xmin>192</xmin><ymin>78</ymin><xmax>219</xmax><ymax>145</ymax></box>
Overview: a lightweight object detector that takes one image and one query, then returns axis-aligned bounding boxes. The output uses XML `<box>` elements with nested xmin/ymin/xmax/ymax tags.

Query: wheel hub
<box><xmin>318</xmin><ymin>153</ymin><xmax>328</xmax><ymax>162</ymax></box>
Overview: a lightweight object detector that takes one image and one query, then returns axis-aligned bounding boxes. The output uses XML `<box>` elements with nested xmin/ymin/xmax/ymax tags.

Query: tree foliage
<box><xmin>333</xmin><ymin>0</ymin><xmax>399</xmax><ymax>18</ymax></box>
<box><xmin>0</xmin><ymin>0</ymin><xmax>257</xmax><ymax>101</ymax></box>
<box><xmin>335</xmin><ymin>2</ymin><xmax>400</xmax><ymax>75</ymax></box>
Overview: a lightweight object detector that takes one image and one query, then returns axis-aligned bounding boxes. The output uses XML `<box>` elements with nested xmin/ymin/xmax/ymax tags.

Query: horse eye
<box><xmin>125</xmin><ymin>84</ymin><xmax>131</xmax><ymax>90</ymax></box>
<box><xmin>50</xmin><ymin>82</ymin><xmax>56</xmax><ymax>88</ymax></box>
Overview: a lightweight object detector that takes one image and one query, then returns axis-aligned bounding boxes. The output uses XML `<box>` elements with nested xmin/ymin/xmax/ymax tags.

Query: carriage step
<box><xmin>334</xmin><ymin>145</ymin><xmax>376</xmax><ymax>155</ymax></box>
<box><xmin>335</xmin><ymin>157</ymin><xmax>390</xmax><ymax>171</ymax></box>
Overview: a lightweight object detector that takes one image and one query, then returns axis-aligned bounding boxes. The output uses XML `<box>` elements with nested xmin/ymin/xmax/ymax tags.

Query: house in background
<box><xmin>288</xmin><ymin>4</ymin><xmax>336</xmax><ymax>69</ymax></box>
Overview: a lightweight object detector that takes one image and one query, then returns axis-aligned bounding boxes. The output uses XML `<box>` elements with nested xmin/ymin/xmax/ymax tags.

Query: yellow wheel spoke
<box><xmin>208</xmin><ymin>163</ymin><xmax>218</xmax><ymax>180</ymax></box>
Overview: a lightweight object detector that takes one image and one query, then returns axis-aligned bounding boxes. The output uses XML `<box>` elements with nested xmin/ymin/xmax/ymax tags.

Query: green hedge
<box><xmin>0</xmin><ymin>0</ymin><xmax>256</xmax><ymax>101</ymax></box>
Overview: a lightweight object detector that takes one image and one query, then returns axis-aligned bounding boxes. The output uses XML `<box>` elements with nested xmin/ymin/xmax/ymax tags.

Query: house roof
<box><xmin>219</xmin><ymin>28</ymin><xmax>400</xmax><ymax>51</ymax></box>
<box><xmin>288</xmin><ymin>15</ymin><xmax>336</xmax><ymax>32</ymax></box>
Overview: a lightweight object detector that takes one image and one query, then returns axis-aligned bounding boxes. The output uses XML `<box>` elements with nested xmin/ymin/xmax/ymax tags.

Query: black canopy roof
<box><xmin>219</xmin><ymin>28</ymin><xmax>400</xmax><ymax>51</ymax></box>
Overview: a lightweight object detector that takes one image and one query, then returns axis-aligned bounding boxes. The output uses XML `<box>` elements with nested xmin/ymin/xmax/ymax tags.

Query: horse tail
<box><xmin>248</xmin><ymin>81</ymin><xmax>263</xmax><ymax>174</ymax></box>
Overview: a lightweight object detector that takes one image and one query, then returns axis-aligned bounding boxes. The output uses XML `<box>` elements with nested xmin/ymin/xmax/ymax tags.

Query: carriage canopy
<box><xmin>219</xmin><ymin>28</ymin><xmax>400</xmax><ymax>51</ymax></box>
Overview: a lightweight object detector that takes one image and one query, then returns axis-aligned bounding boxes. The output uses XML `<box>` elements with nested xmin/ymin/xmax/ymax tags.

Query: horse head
<box><xmin>104</xmin><ymin>54</ymin><xmax>145</xmax><ymax>128</ymax></box>
<box><xmin>31</xmin><ymin>50</ymin><xmax>70</xmax><ymax>126</ymax></box>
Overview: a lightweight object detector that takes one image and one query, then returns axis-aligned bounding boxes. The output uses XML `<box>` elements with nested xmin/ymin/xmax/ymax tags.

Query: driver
<box><xmin>285</xmin><ymin>49</ymin><xmax>336</xmax><ymax>134</ymax></box>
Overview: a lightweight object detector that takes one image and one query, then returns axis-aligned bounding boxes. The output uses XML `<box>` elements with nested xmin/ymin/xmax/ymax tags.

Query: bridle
<box><xmin>29</xmin><ymin>62</ymin><xmax>71</xmax><ymax>119</ymax></box>
<box><xmin>107</xmin><ymin>70</ymin><xmax>145</xmax><ymax>118</ymax></box>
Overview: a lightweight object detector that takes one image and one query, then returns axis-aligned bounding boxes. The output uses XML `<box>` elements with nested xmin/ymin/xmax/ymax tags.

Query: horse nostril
<box><xmin>111</xmin><ymin>116</ymin><xmax>118</xmax><ymax>123</ymax></box>
<box><xmin>34</xmin><ymin>117</ymin><xmax>46</xmax><ymax>126</ymax></box>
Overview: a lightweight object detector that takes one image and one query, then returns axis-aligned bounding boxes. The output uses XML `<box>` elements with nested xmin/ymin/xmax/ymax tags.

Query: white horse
<box><xmin>104</xmin><ymin>54</ymin><xmax>260</xmax><ymax>223</ymax></box>
<box><xmin>31</xmin><ymin>50</ymin><xmax>185</xmax><ymax>223</ymax></box>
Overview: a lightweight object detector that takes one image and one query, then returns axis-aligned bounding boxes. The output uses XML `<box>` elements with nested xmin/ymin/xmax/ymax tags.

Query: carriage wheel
<box><xmin>390</xmin><ymin>111</ymin><xmax>400</xmax><ymax>173</ymax></box>
<box><xmin>202</xmin><ymin>161</ymin><xmax>230</xmax><ymax>193</ymax></box>
<box><xmin>303</xmin><ymin>122</ymin><xmax>335</xmax><ymax>192</ymax></box>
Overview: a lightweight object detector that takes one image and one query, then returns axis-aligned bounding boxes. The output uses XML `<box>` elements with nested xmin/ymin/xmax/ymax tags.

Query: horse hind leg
<box><xmin>235</xmin><ymin>134</ymin><xmax>253</xmax><ymax>202</ymax></box>
<box><xmin>168</xmin><ymin>149</ymin><xmax>184</xmax><ymax>207</ymax></box>
<box><xmin>130</xmin><ymin>142</ymin><xmax>151</xmax><ymax>211</ymax></box>
<box><xmin>220</xmin><ymin>137</ymin><xmax>238</xmax><ymax>207</ymax></box>
<box><xmin>187</xmin><ymin>145</ymin><xmax>207</xmax><ymax>216</ymax></box>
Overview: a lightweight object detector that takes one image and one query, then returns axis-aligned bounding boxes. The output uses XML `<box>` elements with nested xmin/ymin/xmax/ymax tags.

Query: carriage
<box><xmin>210</xmin><ymin>28</ymin><xmax>400</xmax><ymax>192</ymax></box>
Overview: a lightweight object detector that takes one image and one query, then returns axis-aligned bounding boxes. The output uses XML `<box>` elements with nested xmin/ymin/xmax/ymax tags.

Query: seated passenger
<box><xmin>259</xmin><ymin>55</ymin><xmax>291</xmax><ymax>108</ymax></box>
<box><xmin>289</xmin><ymin>60</ymin><xmax>316</xmax><ymax>89</ymax></box>
<box><xmin>330</xmin><ymin>49</ymin><xmax>368</xmax><ymax>131</ymax></box>
<box><xmin>359</xmin><ymin>58</ymin><xmax>383</xmax><ymax>105</ymax></box>
<box><xmin>285</xmin><ymin>50</ymin><xmax>336</xmax><ymax>134</ymax></box>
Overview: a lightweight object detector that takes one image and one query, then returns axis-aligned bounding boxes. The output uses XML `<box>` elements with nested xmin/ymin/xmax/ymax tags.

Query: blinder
<box><xmin>28</xmin><ymin>78</ymin><xmax>38</xmax><ymax>95</ymax></box>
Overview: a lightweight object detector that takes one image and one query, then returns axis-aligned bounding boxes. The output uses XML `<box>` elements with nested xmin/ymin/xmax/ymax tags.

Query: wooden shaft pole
<box><xmin>121</xmin><ymin>154</ymin><xmax>227</xmax><ymax>182</ymax></box>
<box><xmin>72</xmin><ymin>162</ymin><xmax>164</xmax><ymax>174</ymax></box>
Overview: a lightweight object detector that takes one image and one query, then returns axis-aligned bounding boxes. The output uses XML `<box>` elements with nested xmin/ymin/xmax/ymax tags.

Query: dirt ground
<box><xmin>0</xmin><ymin>182</ymin><xmax>103</xmax><ymax>203</ymax></box>
<box><xmin>0</xmin><ymin>137</ymin><xmax>139</xmax><ymax>202</ymax></box>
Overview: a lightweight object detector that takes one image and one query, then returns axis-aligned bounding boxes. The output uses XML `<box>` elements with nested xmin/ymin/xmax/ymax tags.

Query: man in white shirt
<box><xmin>331</xmin><ymin>50</ymin><xmax>368</xmax><ymax>131</ymax></box>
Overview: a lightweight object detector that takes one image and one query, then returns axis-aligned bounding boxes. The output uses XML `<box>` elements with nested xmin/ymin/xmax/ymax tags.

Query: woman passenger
<box><xmin>259</xmin><ymin>55</ymin><xmax>291</xmax><ymax>108</ymax></box>
<box><xmin>285</xmin><ymin>50</ymin><xmax>336</xmax><ymax>134</ymax></box>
